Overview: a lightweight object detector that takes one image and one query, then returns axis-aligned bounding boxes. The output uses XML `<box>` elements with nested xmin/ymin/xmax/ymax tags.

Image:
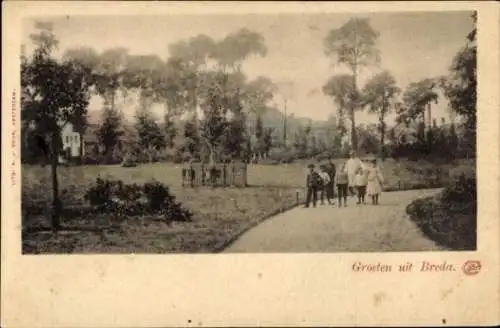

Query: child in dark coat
<box><xmin>304</xmin><ymin>164</ymin><xmax>322</xmax><ymax>208</ymax></box>
<box><xmin>326</xmin><ymin>159</ymin><xmax>336</xmax><ymax>205</ymax></box>
<box><xmin>319</xmin><ymin>164</ymin><xmax>332</xmax><ymax>205</ymax></box>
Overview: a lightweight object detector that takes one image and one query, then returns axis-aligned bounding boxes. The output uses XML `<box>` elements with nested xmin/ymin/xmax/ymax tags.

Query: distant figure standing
<box><xmin>366</xmin><ymin>159</ymin><xmax>384</xmax><ymax>205</ymax></box>
<box><xmin>335</xmin><ymin>163</ymin><xmax>349</xmax><ymax>207</ymax></box>
<box><xmin>319</xmin><ymin>165</ymin><xmax>332</xmax><ymax>205</ymax></box>
<box><xmin>304</xmin><ymin>164</ymin><xmax>322</xmax><ymax>208</ymax></box>
<box><xmin>326</xmin><ymin>159</ymin><xmax>336</xmax><ymax>205</ymax></box>
<box><xmin>345</xmin><ymin>151</ymin><xmax>363</xmax><ymax>197</ymax></box>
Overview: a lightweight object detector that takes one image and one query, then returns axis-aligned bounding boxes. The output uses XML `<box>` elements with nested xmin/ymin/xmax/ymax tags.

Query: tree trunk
<box><xmin>283</xmin><ymin>100</ymin><xmax>287</xmax><ymax>149</ymax></box>
<box><xmin>350</xmin><ymin>110</ymin><xmax>357</xmax><ymax>152</ymax></box>
<box><xmin>380</xmin><ymin>118</ymin><xmax>386</xmax><ymax>161</ymax></box>
<box><xmin>111</xmin><ymin>90</ymin><xmax>116</xmax><ymax>112</ymax></box>
<box><xmin>148</xmin><ymin>146</ymin><xmax>154</xmax><ymax>163</ymax></box>
<box><xmin>379</xmin><ymin>99</ymin><xmax>386</xmax><ymax>161</ymax></box>
<box><xmin>427</xmin><ymin>103</ymin><xmax>432</xmax><ymax>128</ymax></box>
<box><xmin>79</xmin><ymin>134</ymin><xmax>84</xmax><ymax>160</ymax></box>
<box><xmin>422</xmin><ymin>110</ymin><xmax>426</xmax><ymax>141</ymax></box>
<box><xmin>192</xmin><ymin>87</ymin><xmax>198</xmax><ymax>121</ymax></box>
<box><xmin>351</xmin><ymin>71</ymin><xmax>358</xmax><ymax>152</ymax></box>
<box><xmin>50</xmin><ymin>131</ymin><xmax>61</xmax><ymax>231</ymax></box>
<box><xmin>207</xmin><ymin>141</ymin><xmax>216</xmax><ymax>165</ymax></box>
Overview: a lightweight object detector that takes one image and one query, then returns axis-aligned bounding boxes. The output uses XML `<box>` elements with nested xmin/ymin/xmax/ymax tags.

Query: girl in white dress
<box><xmin>345</xmin><ymin>151</ymin><xmax>363</xmax><ymax>197</ymax></box>
<box><xmin>366</xmin><ymin>159</ymin><xmax>384</xmax><ymax>205</ymax></box>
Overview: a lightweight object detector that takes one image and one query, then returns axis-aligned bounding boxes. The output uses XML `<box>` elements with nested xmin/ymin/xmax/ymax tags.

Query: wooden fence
<box><xmin>181</xmin><ymin>162</ymin><xmax>248</xmax><ymax>187</ymax></box>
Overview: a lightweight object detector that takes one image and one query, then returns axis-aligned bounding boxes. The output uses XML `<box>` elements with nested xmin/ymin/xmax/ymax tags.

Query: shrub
<box><xmin>84</xmin><ymin>177</ymin><xmax>115</xmax><ymax>209</ymax></box>
<box><xmin>315</xmin><ymin>152</ymin><xmax>331</xmax><ymax>162</ymax></box>
<box><xmin>143</xmin><ymin>181</ymin><xmax>174</xmax><ymax>212</ymax></box>
<box><xmin>143</xmin><ymin>181</ymin><xmax>192</xmax><ymax>221</ymax></box>
<box><xmin>121</xmin><ymin>157</ymin><xmax>138</xmax><ymax>168</ymax></box>
<box><xmin>115</xmin><ymin>181</ymin><xmax>142</xmax><ymax>203</ymax></box>
<box><xmin>441</xmin><ymin>172</ymin><xmax>476</xmax><ymax>213</ymax></box>
<box><xmin>269</xmin><ymin>148</ymin><xmax>295</xmax><ymax>164</ymax></box>
<box><xmin>181</xmin><ymin>152</ymin><xmax>192</xmax><ymax>163</ymax></box>
<box><xmin>82</xmin><ymin>156</ymin><xmax>100</xmax><ymax>165</ymax></box>
<box><xmin>257</xmin><ymin>158</ymin><xmax>281</xmax><ymax>165</ymax></box>
<box><xmin>406</xmin><ymin>173</ymin><xmax>476</xmax><ymax>250</ymax></box>
<box><xmin>84</xmin><ymin>178</ymin><xmax>192</xmax><ymax>222</ymax></box>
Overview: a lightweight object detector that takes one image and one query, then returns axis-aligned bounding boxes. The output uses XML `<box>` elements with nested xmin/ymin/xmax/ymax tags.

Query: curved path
<box><xmin>224</xmin><ymin>189</ymin><xmax>444</xmax><ymax>253</ymax></box>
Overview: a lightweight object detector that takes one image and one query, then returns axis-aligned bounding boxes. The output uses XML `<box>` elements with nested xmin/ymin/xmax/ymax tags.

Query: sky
<box><xmin>22</xmin><ymin>11</ymin><xmax>474</xmax><ymax>124</ymax></box>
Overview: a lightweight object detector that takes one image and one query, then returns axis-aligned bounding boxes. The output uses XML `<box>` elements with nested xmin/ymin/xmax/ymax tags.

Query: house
<box><xmin>59</xmin><ymin>122</ymin><xmax>101</xmax><ymax>162</ymax></box>
<box><xmin>59</xmin><ymin>122</ymin><xmax>84</xmax><ymax>162</ymax></box>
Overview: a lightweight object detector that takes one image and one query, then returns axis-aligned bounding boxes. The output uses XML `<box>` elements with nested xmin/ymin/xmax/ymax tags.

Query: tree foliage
<box><xmin>211</xmin><ymin>28</ymin><xmax>267</xmax><ymax>71</ymax></box>
<box><xmin>22</xmin><ymin>15</ymin><xmax>477</xmax><ymax>170</ymax></box>
<box><xmin>22</xmin><ymin>22</ymin><xmax>94</xmax><ymax>229</ymax></box>
<box><xmin>323</xmin><ymin>74</ymin><xmax>358</xmax><ymax>121</ymax></box>
<box><xmin>135</xmin><ymin>108</ymin><xmax>165</xmax><ymax>162</ymax></box>
<box><xmin>324</xmin><ymin>18</ymin><xmax>381</xmax><ymax>150</ymax></box>
<box><xmin>400</xmin><ymin>78</ymin><xmax>439</xmax><ymax>123</ymax></box>
<box><xmin>97</xmin><ymin>107</ymin><xmax>124</xmax><ymax>158</ymax></box>
<box><xmin>441</xmin><ymin>12</ymin><xmax>477</xmax><ymax>139</ymax></box>
<box><xmin>362</xmin><ymin>70</ymin><xmax>401</xmax><ymax>158</ymax></box>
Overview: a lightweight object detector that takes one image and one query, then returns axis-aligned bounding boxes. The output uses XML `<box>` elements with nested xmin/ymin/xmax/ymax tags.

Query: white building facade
<box><xmin>60</xmin><ymin>122</ymin><xmax>83</xmax><ymax>159</ymax></box>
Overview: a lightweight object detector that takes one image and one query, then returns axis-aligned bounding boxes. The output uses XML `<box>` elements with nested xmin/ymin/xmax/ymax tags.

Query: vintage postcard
<box><xmin>2</xmin><ymin>1</ymin><xmax>499</xmax><ymax>326</ymax></box>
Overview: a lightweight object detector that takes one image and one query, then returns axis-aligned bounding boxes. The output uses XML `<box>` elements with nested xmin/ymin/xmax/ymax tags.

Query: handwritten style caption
<box><xmin>352</xmin><ymin>260</ymin><xmax>481</xmax><ymax>276</ymax></box>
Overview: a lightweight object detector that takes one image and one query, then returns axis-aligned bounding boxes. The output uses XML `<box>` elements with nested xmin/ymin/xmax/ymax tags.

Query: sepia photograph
<box><xmin>3</xmin><ymin>2</ymin><xmax>499</xmax><ymax>327</ymax></box>
<box><xmin>20</xmin><ymin>11</ymin><xmax>478</xmax><ymax>254</ymax></box>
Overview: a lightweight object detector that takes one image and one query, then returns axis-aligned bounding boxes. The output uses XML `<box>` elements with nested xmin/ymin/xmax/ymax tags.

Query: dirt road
<box><xmin>223</xmin><ymin>189</ymin><xmax>444</xmax><ymax>252</ymax></box>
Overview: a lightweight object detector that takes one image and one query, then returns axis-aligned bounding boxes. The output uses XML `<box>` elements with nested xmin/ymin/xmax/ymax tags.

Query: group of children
<box><xmin>304</xmin><ymin>158</ymin><xmax>384</xmax><ymax>208</ymax></box>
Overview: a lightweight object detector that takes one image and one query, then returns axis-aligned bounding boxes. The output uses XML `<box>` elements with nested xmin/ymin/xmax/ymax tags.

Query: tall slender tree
<box><xmin>96</xmin><ymin>106</ymin><xmax>124</xmax><ymax>161</ymax></box>
<box><xmin>323</xmin><ymin>74</ymin><xmax>357</xmax><ymax>145</ymax></box>
<box><xmin>21</xmin><ymin>22</ymin><xmax>93</xmax><ymax>230</ymax></box>
<box><xmin>324</xmin><ymin>18</ymin><xmax>381</xmax><ymax>150</ymax></box>
<box><xmin>362</xmin><ymin>70</ymin><xmax>401</xmax><ymax>160</ymax></box>
<box><xmin>135</xmin><ymin>107</ymin><xmax>165</xmax><ymax>163</ymax></box>
<box><xmin>168</xmin><ymin>35</ymin><xmax>215</xmax><ymax>117</ymax></box>
<box><xmin>254</xmin><ymin>114</ymin><xmax>264</xmax><ymax>159</ymax></box>
<box><xmin>223</xmin><ymin>90</ymin><xmax>247</xmax><ymax>160</ymax></box>
<box><xmin>163</xmin><ymin>112</ymin><xmax>178</xmax><ymax>149</ymax></box>
<box><xmin>262</xmin><ymin>128</ymin><xmax>274</xmax><ymax>158</ymax></box>
<box><xmin>198</xmin><ymin>71</ymin><xmax>231</xmax><ymax>164</ymax></box>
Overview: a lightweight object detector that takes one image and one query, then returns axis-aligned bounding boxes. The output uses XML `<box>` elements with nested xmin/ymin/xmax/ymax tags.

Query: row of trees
<box><xmin>321</xmin><ymin>14</ymin><xmax>477</xmax><ymax>160</ymax></box>
<box><xmin>22</xmin><ymin>23</ymin><xmax>280</xmax><ymax>166</ymax></box>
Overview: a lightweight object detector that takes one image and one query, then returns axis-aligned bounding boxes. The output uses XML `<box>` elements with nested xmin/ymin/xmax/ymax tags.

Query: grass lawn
<box><xmin>22</xmin><ymin>186</ymin><xmax>300</xmax><ymax>253</ymax></box>
<box><xmin>22</xmin><ymin>163</ymin><xmax>304</xmax><ymax>253</ymax></box>
<box><xmin>21</xmin><ymin>158</ymin><xmax>475</xmax><ymax>253</ymax></box>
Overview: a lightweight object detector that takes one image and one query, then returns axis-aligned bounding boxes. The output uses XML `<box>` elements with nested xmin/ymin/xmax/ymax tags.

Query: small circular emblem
<box><xmin>462</xmin><ymin>260</ymin><xmax>481</xmax><ymax>276</ymax></box>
